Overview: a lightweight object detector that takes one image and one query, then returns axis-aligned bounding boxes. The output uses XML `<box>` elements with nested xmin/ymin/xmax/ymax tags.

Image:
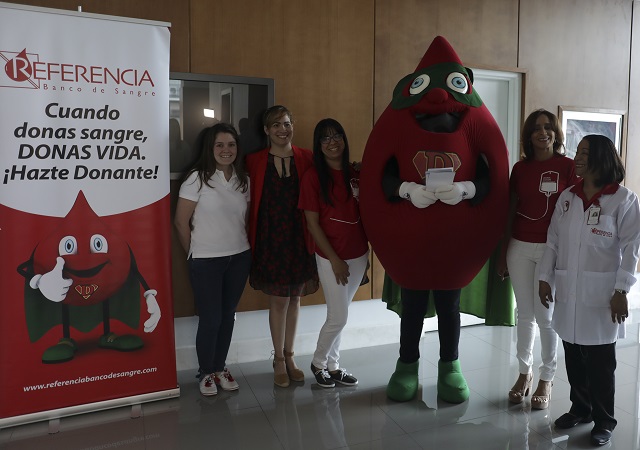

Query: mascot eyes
<box><xmin>446</xmin><ymin>72</ymin><xmax>469</xmax><ymax>94</ymax></box>
<box><xmin>90</xmin><ymin>234</ymin><xmax>109</xmax><ymax>254</ymax></box>
<box><xmin>409</xmin><ymin>74</ymin><xmax>430</xmax><ymax>95</ymax></box>
<box><xmin>59</xmin><ymin>236</ymin><xmax>78</xmax><ymax>255</ymax></box>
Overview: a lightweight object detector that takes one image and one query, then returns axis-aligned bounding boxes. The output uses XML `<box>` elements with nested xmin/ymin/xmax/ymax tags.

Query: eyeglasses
<box><xmin>320</xmin><ymin>134</ymin><xmax>344</xmax><ymax>144</ymax></box>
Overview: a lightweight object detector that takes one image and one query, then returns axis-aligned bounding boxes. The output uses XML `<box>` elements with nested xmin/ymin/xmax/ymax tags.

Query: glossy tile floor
<box><xmin>3</xmin><ymin>323</ymin><xmax>640</xmax><ymax>449</ymax></box>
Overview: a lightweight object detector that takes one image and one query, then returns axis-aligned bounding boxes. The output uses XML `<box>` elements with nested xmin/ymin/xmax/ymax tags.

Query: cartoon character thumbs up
<box><xmin>29</xmin><ymin>256</ymin><xmax>73</xmax><ymax>302</ymax></box>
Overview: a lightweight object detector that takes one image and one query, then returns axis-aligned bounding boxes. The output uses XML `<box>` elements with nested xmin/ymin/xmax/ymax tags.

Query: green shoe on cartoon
<box><xmin>99</xmin><ymin>332</ymin><xmax>143</xmax><ymax>351</ymax></box>
<box><xmin>42</xmin><ymin>337</ymin><xmax>77</xmax><ymax>364</ymax></box>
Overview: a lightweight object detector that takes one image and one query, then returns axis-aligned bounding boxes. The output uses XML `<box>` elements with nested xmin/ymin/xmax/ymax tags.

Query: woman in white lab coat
<box><xmin>538</xmin><ymin>134</ymin><xmax>640</xmax><ymax>446</ymax></box>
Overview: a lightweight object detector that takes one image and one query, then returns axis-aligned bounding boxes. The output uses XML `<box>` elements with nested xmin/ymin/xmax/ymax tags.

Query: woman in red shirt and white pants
<box><xmin>498</xmin><ymin>109</ymin><xmax>577</xmax><ymax>409</ymax></box>
<box><xmin>299</xmin><ymin>118</ymin><xmax>369</xmax><ymax>388</ymax></box>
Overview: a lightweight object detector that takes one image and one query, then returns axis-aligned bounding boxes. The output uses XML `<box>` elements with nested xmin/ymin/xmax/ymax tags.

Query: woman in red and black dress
<box><xmin>245</xmin><ymin>105</ymin><xmax>318</xmax><ymax>388</ymax></box>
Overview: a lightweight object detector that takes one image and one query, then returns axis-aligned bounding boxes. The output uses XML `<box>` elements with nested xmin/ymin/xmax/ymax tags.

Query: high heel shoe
<box><xmin>531</xmin><ymin>380</ymin><xmax>552</xmax><ymax>410</ymax></box>
<box><xmin>284</xmin><ymin>350</ymin><xmax>305</xmax><ymax>382</ymax></box>
<box><xmin>508</xmin><ymin>372</ymin><xmax>533</xmax><ymax>404</ymax></box>
<box><xmin>273</xmin><ymin>354</ymin><xmax>290</xmax><ymax>388</ymax></box>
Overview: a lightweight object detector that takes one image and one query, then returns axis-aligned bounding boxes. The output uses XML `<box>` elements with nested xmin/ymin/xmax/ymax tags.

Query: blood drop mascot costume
<box><xmin>360</xmin><ymin>36</ymin><xmax>509</xmax><ymax>402</ymax></box>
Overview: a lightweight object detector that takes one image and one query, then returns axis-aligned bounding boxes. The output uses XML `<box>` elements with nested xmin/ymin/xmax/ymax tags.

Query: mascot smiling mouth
<box><xmin>416</xmin><ymin>112</ymin><xmax>461</xmax><ymax>133</ymax></box>
<box><xmin>64</xmin><ymin>261</ymin><xmax>108</xmax><ymax>278</ymax></box>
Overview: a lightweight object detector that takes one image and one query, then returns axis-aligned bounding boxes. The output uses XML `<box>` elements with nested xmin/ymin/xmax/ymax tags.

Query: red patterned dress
<box><xmin>249</xmin><ymin>153</ymin><xmax>318</xmax><ymax>297</ymax></box>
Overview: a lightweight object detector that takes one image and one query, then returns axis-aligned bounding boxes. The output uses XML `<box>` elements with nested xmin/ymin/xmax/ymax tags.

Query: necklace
<box><xmin>270</xmin><ymin>152</ymin><xmax>291</xmax><ymax>177</ymax></box>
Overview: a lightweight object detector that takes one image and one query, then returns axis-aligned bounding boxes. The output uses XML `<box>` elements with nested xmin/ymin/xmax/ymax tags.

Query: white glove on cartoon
<box><xmin>399</xmin><ymin>182</ymin><xmax>438</xmax><ymax>208</ymax></box>
<box><xmin>434</xmin><ymin>181</ymin><xmax>476</xmax><ymax>205</ymax></box>
<box><xmin>29</xmin><ymin>256</ymin><xmax>73</xmax><ymax>302</ymax></box>
<box><xmin>143</xmin><ymin>289</ymin><xmax>161</xmax><ymax>332</ymax></box>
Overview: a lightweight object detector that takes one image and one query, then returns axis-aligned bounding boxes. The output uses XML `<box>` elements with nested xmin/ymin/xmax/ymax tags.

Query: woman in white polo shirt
<box><xmin>174</xmin><ymin>123</ymin><xmax>251</xmax><ymax>396</ymax></box>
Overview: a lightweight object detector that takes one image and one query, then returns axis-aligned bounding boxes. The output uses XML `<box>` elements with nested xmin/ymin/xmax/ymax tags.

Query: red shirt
<box><xmin>299</xmin><ymin>167</ymin><xmax>368</xmax><ymax>260</ymax></box>
<box><xmin>510</xmin><ymin>154</ymin><xmax>577</xmax><ymax>243</ymax></box>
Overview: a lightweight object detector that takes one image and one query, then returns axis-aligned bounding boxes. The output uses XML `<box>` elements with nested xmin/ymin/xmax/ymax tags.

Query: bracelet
<box><xmin>615</xmin><ymin>288</ymin><xmax>627</xmax><ymax>295</ymax></box>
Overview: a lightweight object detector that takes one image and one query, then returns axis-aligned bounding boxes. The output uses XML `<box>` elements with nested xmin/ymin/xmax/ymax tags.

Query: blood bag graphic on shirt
<box><xmin>540</xmin><ymin>171</ymin><xmax>559</xmax><ymax>195</ymax></box>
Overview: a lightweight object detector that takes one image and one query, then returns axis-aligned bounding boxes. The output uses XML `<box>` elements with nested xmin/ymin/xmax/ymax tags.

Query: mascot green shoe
<box><xmin>42</xmin><ymin>337</ymin><xmax>78</xmax><ymax>364</ymax></box>
<box><xmin>99</xmin><ymin>332</ymin><xmax>144</xmax><ymax>351</ymax></box>
<box><xmin>387</xmin><ymin>358</ymin><xmax>419</xmax><ymax>401</ymax></box>
<box><xmin>437</xmin><ymin>359</ymin><xmax>469</xmax><ymax>403</ymax></box>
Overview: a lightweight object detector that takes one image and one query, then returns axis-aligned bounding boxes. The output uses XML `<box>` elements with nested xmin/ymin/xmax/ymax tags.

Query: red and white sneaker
<box><xmin>215</xmin><ymin>368</ymin><xmax>239</xmax><ymax>391</ymax></box>
<box><xmin>199</xmin><ymin>374</ymin><xmax>218</xmax><ymax>396</ymax></box>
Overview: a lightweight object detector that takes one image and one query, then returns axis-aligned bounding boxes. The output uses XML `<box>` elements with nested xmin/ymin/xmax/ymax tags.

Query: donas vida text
<box><xmin>4</xmin><ymin>144</ymin><xmax>158</xmax><ymax>184</ymax></box>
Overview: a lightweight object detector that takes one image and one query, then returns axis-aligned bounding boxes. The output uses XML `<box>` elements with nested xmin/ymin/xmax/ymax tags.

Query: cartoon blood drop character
<box><xmin>359</xmin><ymin>36</ymin><xmax>509</xmax><ymax>403</ymax></box>
<box><xmin>18</xmin><ymin>191</ymin><xmax>161</xmax><ymax>363</ymax></box>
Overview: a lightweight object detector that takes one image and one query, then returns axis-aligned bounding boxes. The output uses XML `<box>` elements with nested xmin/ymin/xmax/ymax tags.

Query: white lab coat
<box><xmin>539</xmin><ymin>183</ymin><xmax>640</xmax><ymax>345</ymax></box>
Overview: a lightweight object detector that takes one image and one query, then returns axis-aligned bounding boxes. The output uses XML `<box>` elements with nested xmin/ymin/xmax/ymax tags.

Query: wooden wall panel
<box><xmin>190</xmin><ymin>0</ymin><xmax>374</xmax><ymax>158</ymax></box>
<box><xmin>519</xmin><ymin>0</ymin><xmax>632</xmax><ymax>128</ymax></box>
<box><xmin>3</xmin><ymin>0</ymin><xmax>190</xmax><ymax>72</ymax></box>
<box><xmin>374</xmin><ymin>0</ymin><xmax>519</xmax><ymax>120</ymax></box>
<box><xmin>190</xmin><ymin>0</ymin><xmax>375</xmax><ymax>310</ymax></box>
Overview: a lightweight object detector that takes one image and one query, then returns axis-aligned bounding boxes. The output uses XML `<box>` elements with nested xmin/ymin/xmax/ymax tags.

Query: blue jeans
<box><xmin>189</xmin><ymin>249</ymin><xmax>251</xmax><ymax>374</ymax></box>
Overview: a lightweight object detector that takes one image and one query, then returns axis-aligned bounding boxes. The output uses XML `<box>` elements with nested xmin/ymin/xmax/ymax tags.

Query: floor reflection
<box><xmin>3</xmin><ymin>321</ymin><xmax>640</xmax><ymax>449</ymax></box>
<box><xmin>311</xmin><ymin>385</ymin><xmax>349</xmax><ymax>448</ymax></box>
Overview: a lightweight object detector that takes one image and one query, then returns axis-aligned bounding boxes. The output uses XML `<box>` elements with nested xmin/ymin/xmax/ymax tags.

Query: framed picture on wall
<box><xmin>558</xmin><ymin>106</ymin><xmax>625</xmax><ymax>159</ymax></box>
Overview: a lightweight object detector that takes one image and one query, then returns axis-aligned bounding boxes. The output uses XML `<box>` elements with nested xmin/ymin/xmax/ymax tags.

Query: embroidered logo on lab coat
<box><xmin>591</xmin><ymin>227</ymin><xmax>613</xmax><ymax>238</ymax></box>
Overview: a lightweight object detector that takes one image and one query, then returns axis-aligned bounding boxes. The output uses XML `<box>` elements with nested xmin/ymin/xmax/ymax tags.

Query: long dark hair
<box><xmin>520</xmin><ymin>109</ymin><xmax>565</xmax><ymax>160</ymax></box>
<box><xmin>582</xmin><ymin>134</ymin><xmax>625</xmax><ymax>186</ymax></box>
<box><xmin>312</xmin><ymin>118</ymin><xmax>351</xmax><ymax>206</ymax></box>
<box><xmin>182</xmin><ymin>123</ymin><xmax>248</xmax><ymax>192</ymax></box>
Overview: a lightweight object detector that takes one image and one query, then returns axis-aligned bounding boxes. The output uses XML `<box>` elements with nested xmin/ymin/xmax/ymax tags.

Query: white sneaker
<box><xmin>199</xmin><ymin>374</ymin><xmax>218</xmax><ymax>396</ymax></box>
<box><xmin>215</xmin><ymin>368</ymin><xmax>239</xmax><ymax>391</ymax></box>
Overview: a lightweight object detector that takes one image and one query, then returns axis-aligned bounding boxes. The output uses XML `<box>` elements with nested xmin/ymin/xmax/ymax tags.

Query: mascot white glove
<box><xmin>143</xmin><ymin>289</ymin><xmax>161</xmax><ymax>332</ymax></box>
<box><xmin>399</xmin><ymin>182</ymin><xmax>437</xmax><ymax>208</ymax></box>
<box><xmin>435</xmin><ymin>181</ymin><xmax>476</xmax><ymax>205</ymax></box>
<box><xmin>29</xmin><ymin>256</ymin><xmax>73</xmax><ymax>302</ymax></box>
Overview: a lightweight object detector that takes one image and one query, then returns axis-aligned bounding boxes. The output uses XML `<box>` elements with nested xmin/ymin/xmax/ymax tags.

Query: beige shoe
<box><xmin>531</xmin><ymin>380</ymin><xmax>552</xmax><ymax>410</ymax></box>
<box><xmin>508</xmin><ymin>372</ymin><xmax>533</xmax><ymax>404</ymax></box>
<box><xmin>284</xmin><ymin>350</ymin><xmax>305</xmax><ymax>382</ymax></box>
<box><xmin>273</xmin><ymin>355</ymin><xmax>290</xmax><ymax>388</ymax></box>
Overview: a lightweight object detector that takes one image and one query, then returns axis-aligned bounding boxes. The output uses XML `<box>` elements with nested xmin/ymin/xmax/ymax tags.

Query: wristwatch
<box><xmin>615</xmin><ymin>288</ymin><xmax>627</xmax><ymax>295</ymax></box>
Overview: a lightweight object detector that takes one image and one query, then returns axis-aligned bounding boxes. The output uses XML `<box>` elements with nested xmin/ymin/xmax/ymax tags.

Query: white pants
<box><xmin>312</xmin><ymin>251</ymin><xmax>369</xmax><ymax>371</ymax></box>
<box><xmin>507</xmin><ymin>238</ymin><xmax>558</xmax><ymax>381</ymax></box>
